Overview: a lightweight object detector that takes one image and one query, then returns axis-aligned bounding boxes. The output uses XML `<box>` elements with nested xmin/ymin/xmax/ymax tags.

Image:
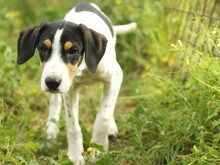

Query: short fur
<box><xmin>17</xmin><ymin>2</ymin><xmax>136</xmax><ymax>164</ymax></box>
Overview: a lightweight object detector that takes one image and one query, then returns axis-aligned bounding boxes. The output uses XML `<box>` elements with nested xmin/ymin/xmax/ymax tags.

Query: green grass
<box><xmin>1</xmin><ymin>0</ymin><xmax>220</xmax><ymax>164</ymax></box>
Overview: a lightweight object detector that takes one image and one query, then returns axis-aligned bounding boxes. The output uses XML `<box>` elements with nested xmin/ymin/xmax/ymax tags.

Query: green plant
<box><xmin>1</xmin><ymin>0</ymin><xmax>220</xmax><ymax>164</ymax></box>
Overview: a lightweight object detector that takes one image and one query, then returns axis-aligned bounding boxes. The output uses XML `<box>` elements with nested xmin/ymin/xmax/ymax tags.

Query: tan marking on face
<box><xmin>44</xmin><ymin>39</ymin><xmax>52</xmax><ymax>49</ymax></box>
<box><xmin>66</xmin><ymin>56</ymin><xmax>83</xmax><ymax>80</ymax></box>
<box><xmin>40</xmin><ymin>61</ymin><xmax>46</xmax><ymax>70</ymax></box>
<box><xmin>64</xmin><ymin>41</ymin><xmax>73</xmax><ymax>51</ymax></box>
<box><xmin>67</xmin><ymin>64</ymin><xmax>77</xmax><ymax>80</ymax></box>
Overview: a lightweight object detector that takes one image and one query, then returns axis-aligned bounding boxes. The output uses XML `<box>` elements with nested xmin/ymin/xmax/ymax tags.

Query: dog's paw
<box><xmin>108</xmin><ymin>118</ymin><xmax>118</xmax><ymax>140</ymax></box>
<box><xmin>88</xmin><ymin>148</ymin><xmax>101</xmax><ymax>164</ymax></box>
<box><xmin>46</xmin><ymin>122</ymin><xmax>59</xmax><ymax>139</ymax></box>
<box><xmin>68</xmin><ymin>154</ymin><xmax>84</xmax><ymax>165</ymax></box>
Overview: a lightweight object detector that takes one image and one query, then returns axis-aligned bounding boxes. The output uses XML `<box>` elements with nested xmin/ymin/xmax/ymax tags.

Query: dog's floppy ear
<box><xmin>17</xmin><ymin>23</ymin><xmax>45</xmax><ymax>64</ymax></box>
<box><xmin>79</xmin><ymin>24</ymin><xmax>108</xmax><ymax>73</ymax></box>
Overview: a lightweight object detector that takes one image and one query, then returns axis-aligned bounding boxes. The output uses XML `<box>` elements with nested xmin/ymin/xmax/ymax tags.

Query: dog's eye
<box><xmin>68</xmin><ymin>47</ymin><xmax>78</xmax><ymax>55</ymax></box>
<box><xmin>40</xmin><ymin>45</ymin><xmax>48</xmax><ymax>53</ymax></box>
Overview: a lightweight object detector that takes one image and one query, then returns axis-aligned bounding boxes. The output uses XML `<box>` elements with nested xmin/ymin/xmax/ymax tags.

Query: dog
<box><xmin>17</xmin><ymin>2</ymin><xmax>136</xmax><ymax>164</ymax></box>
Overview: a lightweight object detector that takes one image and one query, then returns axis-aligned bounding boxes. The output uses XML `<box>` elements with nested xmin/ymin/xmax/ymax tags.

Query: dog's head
<box><xmin>17</xmin><ymin>21</ymin><xmax>107</xmax><ymax>93</ymax></box>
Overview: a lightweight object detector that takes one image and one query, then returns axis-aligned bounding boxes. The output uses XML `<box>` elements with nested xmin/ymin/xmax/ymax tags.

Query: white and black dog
<box><xmin>17</xmin><ymin>2</ymin><xmax>136</xmax><ymax>164</ymax></box>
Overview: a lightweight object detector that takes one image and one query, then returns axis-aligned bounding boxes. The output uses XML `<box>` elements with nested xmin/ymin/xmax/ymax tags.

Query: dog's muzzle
<box><xmin>45</xmin><ymin>76</ymin><xmax>62</xmax><ymax>91</ymax></box>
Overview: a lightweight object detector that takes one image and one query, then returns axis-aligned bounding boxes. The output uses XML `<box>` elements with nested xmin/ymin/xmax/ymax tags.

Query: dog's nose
<box><xmin>45</xmin><ymin>77</ymin><xmax>61</xmax><ymax>91</ymax></box>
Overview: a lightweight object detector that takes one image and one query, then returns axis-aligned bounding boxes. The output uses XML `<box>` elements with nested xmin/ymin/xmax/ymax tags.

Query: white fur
<box><xmin>41</xmin><ymin>29</ymin><xmax>71</xmax><ymax>93</ymax></box>
<box><xmin>113</xmin><ymin>22</ymin><xmax>137</xmax><ymax>35</ymax></box>
<box><xmin>46</xmin><ymin>93</ymin><xmax>62</xmax><ymax>139</ymax></box>
<box><xmin>45</xmin><ymin>3</ymin><xmax>136</xmax><ymax>165</ymax></box>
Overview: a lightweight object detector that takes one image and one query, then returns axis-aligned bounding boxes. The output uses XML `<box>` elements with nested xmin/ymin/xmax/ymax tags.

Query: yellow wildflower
<box><xmin>5</xmin><ymin>11</ymin><xmax>20</xmax><ymax>18</ymax></box>
<box><xmin>115</xmin><ymin>0</ymin><xmax>123</xmax><ymax>5</ymax></box>
<box><xmin>32</xmin><ymin>88</ymin><xmax>37</xmax><ymax>94</ymax></box>
<box><xmin>87</xmin><ymin>147</ymin><xmax>93</xmax><ymax>152</ymax></box>
<box><xmin>158</xmin><ymin>81</ymin><xmax>165</xmax><ymax>88</ymax></box>
<box><xmin>127</xmin><ymin>4</ymin><xmax>133</xmax><ymax>13</ymax></box>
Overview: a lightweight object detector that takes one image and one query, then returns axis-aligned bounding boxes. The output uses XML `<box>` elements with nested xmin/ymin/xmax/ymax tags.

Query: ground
<box><xmin>0</xmin><ymin>0</ymin><xmax>220</xmax><ymax>164</ymax></box>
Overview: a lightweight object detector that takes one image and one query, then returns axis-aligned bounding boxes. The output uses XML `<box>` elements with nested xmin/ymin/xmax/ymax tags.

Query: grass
<box><xmin>1</xmin><ymin>0</ymin><xmax>220</xmax><ymax>164</ymax></box>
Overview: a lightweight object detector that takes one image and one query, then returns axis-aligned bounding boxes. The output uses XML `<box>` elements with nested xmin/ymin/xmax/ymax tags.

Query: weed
<box><xmin>1</xmin><ymin>0</ymin><xmax>220</xmax><ymax>164</ymax></box>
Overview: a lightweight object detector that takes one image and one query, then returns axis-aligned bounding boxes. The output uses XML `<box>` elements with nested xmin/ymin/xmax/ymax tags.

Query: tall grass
<box><xmin>0</xmin><ymin>0</ymin><xmax>220</xmax><ymax>164</ymax></box>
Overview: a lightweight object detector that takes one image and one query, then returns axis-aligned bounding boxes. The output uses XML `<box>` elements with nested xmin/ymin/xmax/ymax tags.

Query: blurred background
<box><xmin>0</xmin><ymin>0</ymin><xmax>220</xmax><ymax>164</ymax></box>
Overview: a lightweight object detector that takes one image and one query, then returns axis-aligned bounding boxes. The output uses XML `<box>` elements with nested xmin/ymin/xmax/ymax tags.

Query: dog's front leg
<box><xmin>91</xmin><ymin>63</ymin><xmax>123</xmax><ymax>152</ymax></box>
<box><xmin>63</xmin><ymin>87</ymin><xmax>84</xmax><ymax>165</ymax></box>
<box><xmin>46</xmin><ymin>93</ymin><xmax>62</xmax><ymax>139</ymax></box>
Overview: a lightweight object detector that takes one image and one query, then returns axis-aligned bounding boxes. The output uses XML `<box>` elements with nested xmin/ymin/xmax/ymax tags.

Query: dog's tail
<box><xmin>113</xmin><ymin>22</ymin><xmax>137</xmax><ymax>35</ymax></box>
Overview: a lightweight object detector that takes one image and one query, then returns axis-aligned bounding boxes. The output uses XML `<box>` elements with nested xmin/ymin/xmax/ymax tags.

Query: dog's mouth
<box><xmin>43</xmin><ymin>85</ymin><xmax>70</xmax><ymax>94</ymax></box>
<box><xmin>46</xmin><ymin>89</ymin><xmax>61</xmax><ymax>93</ymax></box>
<box><xmin>44</xmin><ymin>87</ymin><xmax>69</xmax><ymax>94</ymax></box>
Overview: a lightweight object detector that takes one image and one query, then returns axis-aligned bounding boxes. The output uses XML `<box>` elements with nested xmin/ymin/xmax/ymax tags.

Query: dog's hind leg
<box><xmin>46</xmin><ymin>93</ymin><xmax>62</xmax><ymax>139</ymax></box>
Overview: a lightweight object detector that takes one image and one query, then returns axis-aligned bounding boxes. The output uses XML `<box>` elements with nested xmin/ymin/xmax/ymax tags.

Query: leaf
<box><xmin>43</xmin><ymin>157</ymin><xmax>57</xmax><ymax>165</ymax></box>
<box><xmin>58</xmin><ymin>151</ymin><xmax>72</xmax><ymax>164</ymax></box>
<box><xmin>213</xmin><ymin>132</ymin><xmax>220</xmax><ymax>143</ymax></box>
<box><xmin>25</xmin><ymin>142</ymin><xmax>39</xmax><ymax>153</ymax></box>
<box><xmin>90</xmin><ymin>143</ymin><xmax>105</xmax><ymax>153</ymax></box>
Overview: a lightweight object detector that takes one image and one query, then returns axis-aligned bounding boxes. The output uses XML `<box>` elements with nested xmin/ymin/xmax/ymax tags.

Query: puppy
<box><xmin>17</xmin><ymin>2</ymin><xmax>136</xmax><ymax>164</ymax></box>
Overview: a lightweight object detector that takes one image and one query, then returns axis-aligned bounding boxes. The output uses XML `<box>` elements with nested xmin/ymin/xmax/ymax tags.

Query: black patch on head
<box><xmin>21</xmin><ymin>19</ymin><xmax>106</xmax><ymax>74</ymax></box>
<box><xmin>17</xmin><ymin>18</ymin><xmax>106</xmax><ymax>71</ymax></box>
<box><xmin>37</xmin><ymin>20</ymin><xmax>67</xmax><ymax>62</ymax></box>
<box><xmin>60</xmin><ymin>22</ymin><xmax>84</xmax><ymax>65</ymax></box>
<box><xmin>73</xmin><ymin>2</ymin><xmax>114</xmax><ymax>37</ymax></box>
<box><xmin>37</xmin><ymin>21</ymin><xmax>84</xmax><ymax>65</ymax></box>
